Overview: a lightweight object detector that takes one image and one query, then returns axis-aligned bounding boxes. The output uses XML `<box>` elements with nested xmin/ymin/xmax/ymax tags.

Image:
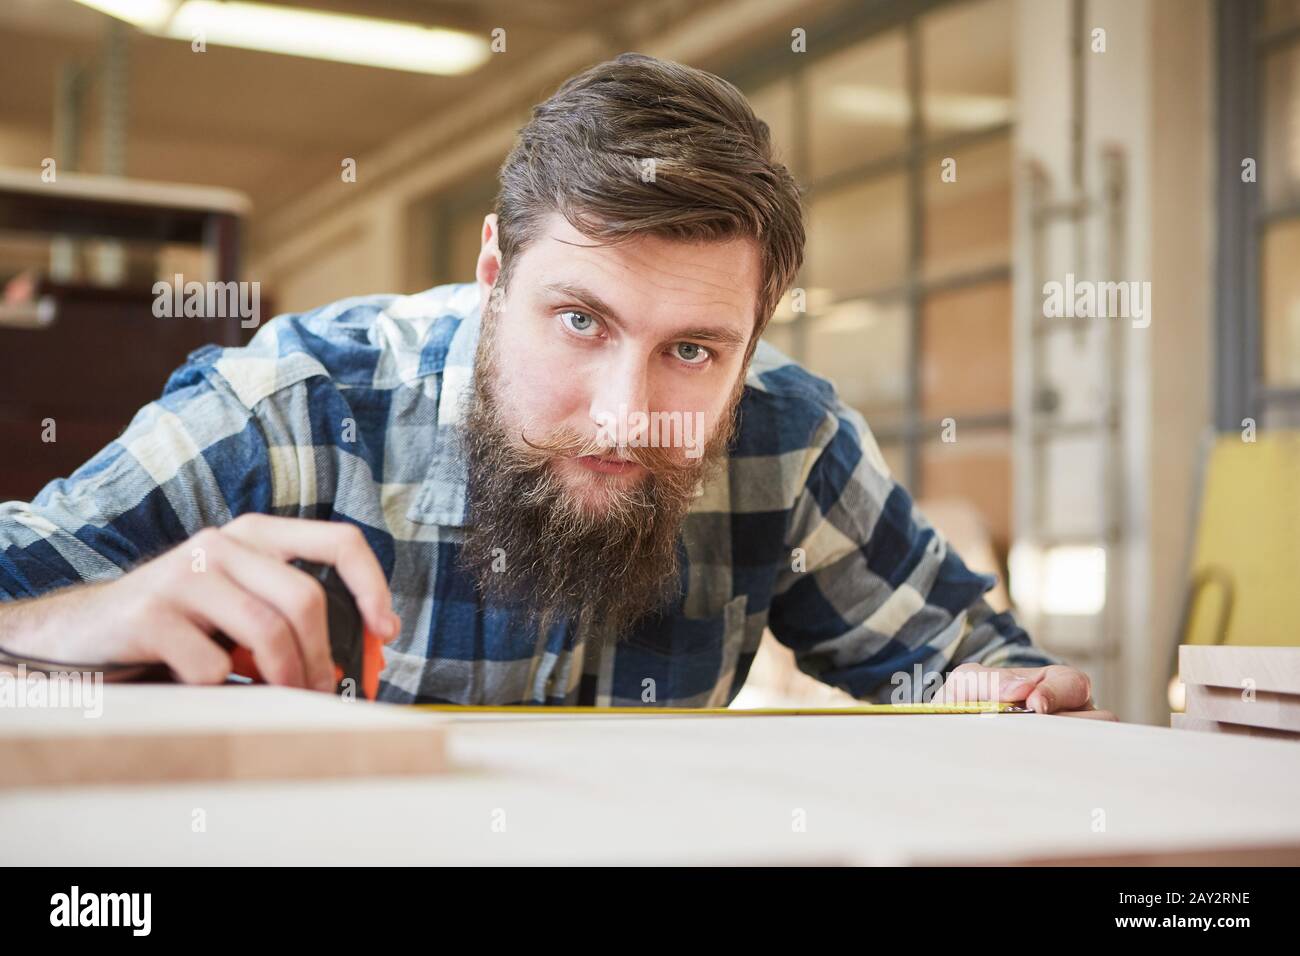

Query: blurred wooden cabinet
<box><xmin>0</xmin><ymin>169</ymin><xmax>254</xmax><ymax>503</ymax></box>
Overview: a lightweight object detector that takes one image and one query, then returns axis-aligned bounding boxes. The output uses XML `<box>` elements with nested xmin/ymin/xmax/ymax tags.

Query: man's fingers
<box><xmin>219</xmin><ymin>515</ymin><xmax>399</xmax><ymax>641</ymax></box>
<box><xmin>1025</xmin><ymin>665</ymin><xmax>1092</xmax><ymax>714</ymax></box>
<box><xmin>148</xmin><ymin>614</ymin><xmax>233</xmax><ymax>685</ymax></box>
<box><xmin>163</xmin><ymin>562</ymin><xmax>307</xmax><ymax>688</ymax></box>
<box><xmin>993</xmin><ymin>669</ymin><xmax>1045</xmax><ymax>703</ymax></box>
<box><xmin>939</xmin><ymin>664</ymin><xmax>1045</xmax><ymax>703</ymax></box>
<box><xmin>935</xmin><ymin>664</ymin><xmax>1101</xmax><ymax>713</ymax></box>
<box><xmin>213</xmin><ymin>539</ymin><xmax>336</xmax><ymax>692</ymax></box>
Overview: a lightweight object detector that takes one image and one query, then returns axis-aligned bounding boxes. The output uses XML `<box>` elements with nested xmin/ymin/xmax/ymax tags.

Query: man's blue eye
<box><xmin>675</xmin><ymin>343</ymin><xmax>708</xmax><ymax>364</ymax></box>
<box><xmin>561</xmin><ymin>311</ymin><xmax>598</xmax><ymax>335</ymax></box>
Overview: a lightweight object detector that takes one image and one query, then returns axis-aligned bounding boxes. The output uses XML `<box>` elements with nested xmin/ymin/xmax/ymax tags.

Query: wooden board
<box><xmin>1171</xmin><ymin>712</ymin><xmax>1300</xmax><ymax>741</ymax></box>
<box><xmin>1179</xmin><ymin>645</ymin><xmax>1300</xmax><ymax>694</ymax></box>
<box><xmin>1182</xmin><ymin>683</ymin><xmax>1300</xmax><ymax>732</ymax></box>
<box><xmin>3</xmin><ymin>705</ymin><xmax>1300</xmax><ymax>864</ymax></box>
<box><xmin>0</xmin><ymin>684</ymin><xmax>448</xmax><ymax>789</ymax></box>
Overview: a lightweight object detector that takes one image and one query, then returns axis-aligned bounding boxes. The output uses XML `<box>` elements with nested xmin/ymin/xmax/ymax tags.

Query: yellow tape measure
<box><xmin>411</xmin><ymin>702</ymin><xmax>1030</xmax><ymax>716</ymax></box>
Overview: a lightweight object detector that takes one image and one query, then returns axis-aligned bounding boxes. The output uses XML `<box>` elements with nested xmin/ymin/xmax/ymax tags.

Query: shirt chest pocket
<box><xmin>620</xmin><ymin>594</ymin><xmax>750</xmax><ymax>707</ymax></box>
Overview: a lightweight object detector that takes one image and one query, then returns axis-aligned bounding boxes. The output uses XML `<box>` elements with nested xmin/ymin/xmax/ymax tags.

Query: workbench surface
<box><xmin>3</xmin><ymin>701</ymin><xmax>1298</xmax><ymax>865</ymax></box>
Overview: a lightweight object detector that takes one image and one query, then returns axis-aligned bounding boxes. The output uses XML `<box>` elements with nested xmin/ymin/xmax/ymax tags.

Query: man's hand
<box><xmin>0</xmin><ymin>515</ymin><xmax>400</xmax><ymax>691</ymax></box>
<box><xmin>934</xmin><ymin>662</ymin><xmax>1117</xmax><ymax>720</ymax></box>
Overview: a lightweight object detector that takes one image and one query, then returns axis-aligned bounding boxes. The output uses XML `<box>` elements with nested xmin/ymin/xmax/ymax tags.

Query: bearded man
<box><xmin>0</xmin><ymin>53</ymin><xmax>1101</xmax><ymax>717</ymax></box>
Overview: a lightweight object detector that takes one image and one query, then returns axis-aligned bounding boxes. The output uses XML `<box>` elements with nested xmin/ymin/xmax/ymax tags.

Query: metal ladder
<box><xmin>1015</xmin><ymin>0</ymin><xmax>1128</xmax><ymax>706</ymax></box>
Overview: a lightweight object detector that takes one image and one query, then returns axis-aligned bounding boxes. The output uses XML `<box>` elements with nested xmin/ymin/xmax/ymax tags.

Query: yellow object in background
<box><xmin>1183</xmin><ymin>431</ymin><xmax>1300</xmax><ymax>647</ymax></box>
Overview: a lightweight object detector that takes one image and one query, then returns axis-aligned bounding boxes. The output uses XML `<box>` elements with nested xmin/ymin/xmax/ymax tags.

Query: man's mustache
<box><xmin>516</xmin><ymin>426</ymin><xmax>700</xmax><ymax>474</ymax></box>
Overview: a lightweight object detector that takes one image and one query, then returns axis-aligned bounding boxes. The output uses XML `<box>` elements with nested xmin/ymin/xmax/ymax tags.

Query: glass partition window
<box><xmin>746</xmin><ymin>0</ymin><xmax>1015</xmax><ymax>551</ymax></box>
<box><xmin>1261</xmin><ymin>38</ymin><xmax>1300</xmax><ymax>393</ymax></box>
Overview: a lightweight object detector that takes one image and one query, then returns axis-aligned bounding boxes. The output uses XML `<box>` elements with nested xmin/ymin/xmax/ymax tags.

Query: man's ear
<box><xmin>476</xmin><ymin>213</ymin><xmax>501</xmax><ymax>302</ymax></box>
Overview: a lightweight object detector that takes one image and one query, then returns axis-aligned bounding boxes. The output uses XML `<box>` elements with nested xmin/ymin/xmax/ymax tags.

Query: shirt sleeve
<box><xmin>0</xmin><ymin>352</ymin><xmax>273</xmax><ymax>602</ymax></box>
<box><xmin>767</xmin><ymin>400</ymin><xmax>1066</xmax><ymax>704</ymax></box>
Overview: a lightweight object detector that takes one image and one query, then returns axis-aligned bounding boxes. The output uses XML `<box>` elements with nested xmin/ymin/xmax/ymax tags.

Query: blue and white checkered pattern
<box><xmin>0</xmin><ymin>282</ymin><xmax>1061</xmax><ymax>705</ymax></box>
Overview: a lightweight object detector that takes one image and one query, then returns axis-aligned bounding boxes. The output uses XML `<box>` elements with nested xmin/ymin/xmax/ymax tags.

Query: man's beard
<box><xmin>459</xmin><ymin>313</ymin><xmax>742</xmax><ymax>648</ymax></box>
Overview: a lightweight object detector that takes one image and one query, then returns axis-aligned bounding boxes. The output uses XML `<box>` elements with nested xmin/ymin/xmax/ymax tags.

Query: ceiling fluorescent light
<box><xmin>74</xmin><ymin>0</ymin><xmax>490</xmax><ymax>76</ymax></box>
<box><xmin>925</xmin><ymin>92</ymin><xmax>1013</xmax><ymax>129</ymax></box>
<box><xmin>828</xmin><ymin>86</ymin><xmax>910</xmax><ymax>125</ymax></box>
<box><xmin>830</xmin><ymin>85</ymin><xmax>1012</xmax><ymax>129</ymax></box>
<box><xmin>72</xmin><ymin>0</ymin><xmax>180</xmax><ymax>31</ymax></box>
<box><xmin>168</xmin><ymin>1</ymin><xmax>488</xmax><ymax>74</ymax></box>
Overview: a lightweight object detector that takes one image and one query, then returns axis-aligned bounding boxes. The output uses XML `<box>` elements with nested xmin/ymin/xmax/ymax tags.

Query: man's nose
<box><xmin>589</xmin><ymin>355</ymin><xmax>650</xmax><ymax>446</ymax></box>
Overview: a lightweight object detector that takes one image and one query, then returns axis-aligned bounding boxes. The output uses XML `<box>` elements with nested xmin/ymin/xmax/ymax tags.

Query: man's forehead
<box><xmin>519</xmin><ymin>212</ymin><xmax>761</xmax><ymax>324</ymax></box>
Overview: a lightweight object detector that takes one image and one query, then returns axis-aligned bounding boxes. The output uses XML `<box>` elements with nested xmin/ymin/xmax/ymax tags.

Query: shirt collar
<box><xmin>406</xmin><ymin>284</ymin><xmax>481</xmax><ymax>527</ymax></box>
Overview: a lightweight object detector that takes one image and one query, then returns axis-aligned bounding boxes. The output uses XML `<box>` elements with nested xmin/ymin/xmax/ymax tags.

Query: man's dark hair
<box><xmin>494</xmin><ymin>52</ymin><xmax>805</xmax><ymax>356</ymax></box>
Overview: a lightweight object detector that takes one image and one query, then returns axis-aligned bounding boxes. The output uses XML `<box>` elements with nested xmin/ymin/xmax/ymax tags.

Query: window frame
<box><xmin>719</xmin><ymin>0</ymin><xmax>1015</xmax><ymax>492</ymax></box>
<box><xmin>1216</xmin><ymin>0</ymin><xmax>1300</xmax><ymax>429</ymax></box>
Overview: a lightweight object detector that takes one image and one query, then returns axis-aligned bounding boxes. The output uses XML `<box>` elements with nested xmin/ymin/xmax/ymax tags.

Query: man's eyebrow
<box><xmin>539</xmin><ymin>281</ymin><xmax>750</xmax><ymax>351</ymax></box>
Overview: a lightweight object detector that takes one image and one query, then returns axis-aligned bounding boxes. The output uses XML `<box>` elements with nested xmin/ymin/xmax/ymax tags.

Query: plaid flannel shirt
<box><xmin>0</xmin><ymin>281</ymin><xmax>1062</xmax><ymax>705</ymax></box>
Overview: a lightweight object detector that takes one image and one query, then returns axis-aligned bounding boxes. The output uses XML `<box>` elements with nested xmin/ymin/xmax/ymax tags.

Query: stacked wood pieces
<box><xmin>1174</xmin><ymin>645</ymin><xmax>1300</xmax><ymax>741</ymax></box>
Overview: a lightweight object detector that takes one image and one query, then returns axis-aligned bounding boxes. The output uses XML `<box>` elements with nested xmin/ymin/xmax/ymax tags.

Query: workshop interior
<box><xmin>0</xmin><ymin>0</ymin><xmax>1297</xmax><ymax>879</ymax></box>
